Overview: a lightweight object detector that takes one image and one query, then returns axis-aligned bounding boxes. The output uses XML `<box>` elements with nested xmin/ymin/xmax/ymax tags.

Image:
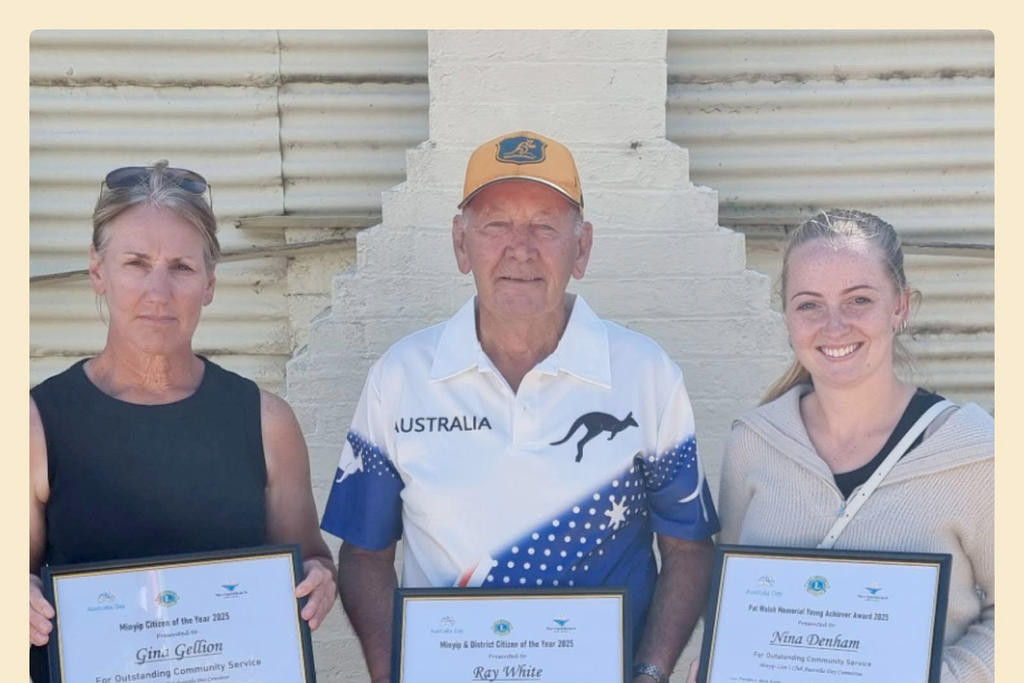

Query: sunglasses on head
<box><xmin>101</xmin><ymin>165</ymin><xmax>212</xmax><ymax>205</ymax></box>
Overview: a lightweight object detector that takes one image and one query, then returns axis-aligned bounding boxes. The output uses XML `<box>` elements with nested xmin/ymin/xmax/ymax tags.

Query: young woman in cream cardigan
<box><xmin>715</xmin><ymin>210</ymin><xmax>993</xmax><ymax>682</ymax></box>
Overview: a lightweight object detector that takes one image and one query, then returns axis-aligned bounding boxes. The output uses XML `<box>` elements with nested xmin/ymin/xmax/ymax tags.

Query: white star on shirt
<box><xmin>603</xmin><ymin>495</ymin><xmax>629</xmax><ymax>530</ymax></box>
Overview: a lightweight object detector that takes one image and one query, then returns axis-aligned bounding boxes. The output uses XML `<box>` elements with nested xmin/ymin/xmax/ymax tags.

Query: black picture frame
<box><xmin>697</xmin><ymin>544</ymin><xmax>951</xmax><ymax>683</ymax></box>
<box><xmin>41</xmin><ymin>544</ymin><xmax>316</xmax><ymax>683</ymax></box>
<box><xmin>391</xmin><ymin>586</ymin><xmax>630</xmax><ymax>683</ymax></box>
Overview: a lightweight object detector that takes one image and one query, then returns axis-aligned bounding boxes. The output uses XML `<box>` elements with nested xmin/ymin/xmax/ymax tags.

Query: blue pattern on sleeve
<box><xmin>320</xmin><ymin>431</ymin><xmax>404</xmax><ymax>549</ymax></box>
<box><xmin>639</xmin><ymin>435</ymin><xmax>720</xmax><ymax>539</ymax></box>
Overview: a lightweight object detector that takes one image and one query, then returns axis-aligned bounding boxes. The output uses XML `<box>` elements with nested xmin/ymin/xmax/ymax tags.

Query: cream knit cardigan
<box><xmin>719</xmin><ymin>385</ymin><xmax>993</xmax><ymax>683</ymax></box>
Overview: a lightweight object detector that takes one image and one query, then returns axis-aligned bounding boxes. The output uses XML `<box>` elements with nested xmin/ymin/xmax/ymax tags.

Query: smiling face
<box><xmin>784</xmin><ymin>238</ymin><xmax>909</xmax><ymax>391</ymax></box>
<box><xmin>89</xmin><ymin>204</ymin><xmax>216</xmax><ymax>356</ymax></box>
<box><xmin>452</xmin><ymin>179</ymin><xmax>593</xmax><ymax>329</ymax></box>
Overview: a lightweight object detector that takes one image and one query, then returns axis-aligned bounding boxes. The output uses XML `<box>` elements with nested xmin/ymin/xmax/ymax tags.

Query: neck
<box><xmin>477</xmin><ymin>295</ymin><xmax>573</xmax><ymax>392</ymax></box>
<box><xmin>805</xmin><ymin>372</ymin><xmax>915</xmax><ymax>440</ymax></box>
<box><xmin>86</xmin><ymin>339</ymin><xmax>204</xmax><ymax>404</ymax></box>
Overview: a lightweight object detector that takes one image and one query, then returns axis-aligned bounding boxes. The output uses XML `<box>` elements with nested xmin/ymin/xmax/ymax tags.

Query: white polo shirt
<box><xmin>321</xmin><ymin>295</ymin><xmax>719</xmax><ymax>636</ymax></box>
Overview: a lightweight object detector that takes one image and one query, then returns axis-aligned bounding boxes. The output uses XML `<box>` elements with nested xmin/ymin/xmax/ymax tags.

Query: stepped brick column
<box><xmin>286</xmin><ymin>30</ymin><xmax>788</xmax><ymax>683</ymax></box>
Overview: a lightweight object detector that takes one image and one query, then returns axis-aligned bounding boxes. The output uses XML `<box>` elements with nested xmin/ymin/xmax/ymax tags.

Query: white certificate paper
<box><xmin>700</xmin><ymin>547</ymin><xmax>949</xmax><ymax>683</ymax></box>
<box><xmin>394</xmin><ymin>589</ymin><xmax>626</xmax><ymax>683</ymax></box>
<box><xmin>46</xmin><ymin>547</ymin><xmax>312</xmax><ymax>683</ymax></box>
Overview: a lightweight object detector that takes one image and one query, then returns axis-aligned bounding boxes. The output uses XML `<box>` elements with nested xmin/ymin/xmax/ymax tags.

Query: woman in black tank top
<box><xmin>29</xmin><ymin>164</ymin><xmax>337</xmax><ymax>682</ymax></box>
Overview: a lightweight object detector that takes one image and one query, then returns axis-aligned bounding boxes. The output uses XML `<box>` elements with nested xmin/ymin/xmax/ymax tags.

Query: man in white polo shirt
<box><xmin>321</xmin><ymin>131</ymin><xmax>718</xmax><ymax>683</ymax></box>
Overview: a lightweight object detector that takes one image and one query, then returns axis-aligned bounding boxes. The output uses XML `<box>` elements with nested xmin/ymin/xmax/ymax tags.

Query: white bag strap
<box><xmin>817</xmin><ymin>399</ymin><xmax>954</xmax><ymax>550</ymax></box>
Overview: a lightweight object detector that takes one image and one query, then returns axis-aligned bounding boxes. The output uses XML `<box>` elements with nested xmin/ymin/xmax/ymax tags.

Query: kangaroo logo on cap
<box><xmin>497</xmin><ymin>136</ymin><xmax>546</xmax><ymax>164</ymax></box>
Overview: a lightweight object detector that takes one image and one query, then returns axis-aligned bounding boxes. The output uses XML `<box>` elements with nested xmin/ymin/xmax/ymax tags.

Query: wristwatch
<box><xmin>633</xmin><ymin>662</ymin><xmax>670</xmax><ymax>683</ymax></box>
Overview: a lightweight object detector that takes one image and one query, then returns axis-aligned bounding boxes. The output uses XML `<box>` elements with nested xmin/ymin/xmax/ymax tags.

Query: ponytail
<box><xmin>761</xmin><ymin>360</ymin><xmax>811</xmax><ymax>405</ymax></box>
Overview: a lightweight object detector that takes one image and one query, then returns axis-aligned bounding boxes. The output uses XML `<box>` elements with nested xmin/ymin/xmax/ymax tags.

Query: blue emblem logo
<box><xmin>97</xmin><ymin>592</ymin><xmax>116</xmax><ymax>604</ymax></box>
<box><xmin>492</xmin><ymin>619</ymin><xmax>513</xmax><ymax>635</ymax></box>
<box><xmin>497</xmin><ymin>136</ymin><xmax>546</xmax><ymax>164</ymax></box>
<box><xmin>546</xmin><ymin>616</ymin><xmax>576</xmax><ymax>633</ymax></box>
<box><xmin>215</xmin><ymin>582</ymin><xmax>248</xmax><ymax>599</ymax></box>
<box><xmin>857</xmin><ymin>582</ymin><xmax>888</xmax><ymax>601</ymax></box>
<box><xmin>156</xmin><ymin>590</ymin><xmax>179</xmax><ymax>607</ymax></box>
<box><xmin>805</xmin><ymin>576</ymin><xmax>830</xmax><ymax>596</ymax></box>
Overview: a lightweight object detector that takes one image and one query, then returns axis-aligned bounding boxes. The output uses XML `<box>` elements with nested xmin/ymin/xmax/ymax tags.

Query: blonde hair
<box><xmin>761</xmin><ymin>209</ymin><xmax>915</xmax><ymax>404</ymax></box>
<box><xmin>92</xmin><ymin>160</ymin><xmax>220</xmax><ymax>267</ymax></box>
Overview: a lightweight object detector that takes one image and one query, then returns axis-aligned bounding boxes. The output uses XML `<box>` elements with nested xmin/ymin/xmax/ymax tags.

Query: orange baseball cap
<box><xmin>459</xmin><ymin>131</ymin><xmax>583</xmax><ymax>209</ymax></box>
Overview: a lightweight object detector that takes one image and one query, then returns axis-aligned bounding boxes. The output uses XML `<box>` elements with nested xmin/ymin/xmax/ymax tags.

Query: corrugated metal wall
<box><xmin>29</xmin><ymin>30</ymin><xmax>429</xmax><ymax>391</ymax></box>
<box><xmin>667</xmin><ymin>30</ymin><xmax>994</xmax><ymax>410</ymax></box>
<box><xmin>30</xmin><ymin>30</ymin><xmax>993</xmax><ymax>410</ymax></box>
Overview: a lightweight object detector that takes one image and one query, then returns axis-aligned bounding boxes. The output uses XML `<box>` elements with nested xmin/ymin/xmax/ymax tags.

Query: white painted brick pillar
<box><xmin>286</xmin><ymin>30</ymin><xmax>788</xmax><ymax>683</ymax></box>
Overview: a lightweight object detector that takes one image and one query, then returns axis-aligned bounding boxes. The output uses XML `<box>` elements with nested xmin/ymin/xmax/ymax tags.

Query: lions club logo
<box><xmin>805</xmin><ymin>576</ymin><xmax>830</xmax><ymax>596</ymax></box>
<box><xmin>156</xmin><ymin>590</ymin><xmax>179</xmax><ymax>607</ymax></box>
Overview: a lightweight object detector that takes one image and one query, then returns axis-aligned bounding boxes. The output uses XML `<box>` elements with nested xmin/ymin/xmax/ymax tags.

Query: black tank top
<box><xmin>32</xmin><ymin>356</ymin><xmax>268</xmax><ymax>564</ymax></box>
<box><xmin>30</xmin><ymin>357</ymin><xmax>268</xmax><ymax>681</ymax></box>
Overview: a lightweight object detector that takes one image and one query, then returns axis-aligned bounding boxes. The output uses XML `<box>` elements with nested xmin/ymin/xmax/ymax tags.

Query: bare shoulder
<box><xmin>30</xmin><ymin>395</ymin><xmax>47</xmax><ymax>457</ymax></box>
<box><xmin>259</xmin><ymin>389</ymin><xmax>301</xmax><ymax>432</ymax></box>
<box><xmin>258</xmin><ymin>389</ymin><xmax>309</xmax><ymax>474</ymax></box>
<box><xmin>30</xmin><ymin>395</ymin><xmax>49</xmax><ymax>503</ymax></box>
<box><xmin>30</xmin><ymin>394</ymin><xmax>43</xmax><ymax>429</ymax></box>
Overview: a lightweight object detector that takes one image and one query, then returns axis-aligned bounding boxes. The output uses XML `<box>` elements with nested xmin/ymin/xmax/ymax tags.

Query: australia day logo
<box><xmin>492</xmin><ymin>619</ymin><xmax>513</xmax><ymax>635</ymax></box>
<box><xmin>156</xmin><ymin>590</ymin><xmax>179</xmax><ymax>607</ymax></box>
<box><xmin>215</xmin><ymin>582</ymin><xmax>248</xmax><ymax>599</ymax></box>
<box><xmin>746</xmin><ymin>575</ymin><xmax>778</xmax><ymax>597</ymax></box>
<box><xmin>805</xmin><ymin>576</ymin><xmax>830</xmax><ymax>596</ymax></box>
<box><xmin>430</xmin><ymin>615</ymin><xmax>462</xmax><ymax>635</ymax></box>
<box><xmin>87</xmin><ymin>591</ymin><xmax>125</xmax><ymax>612</ymax></box>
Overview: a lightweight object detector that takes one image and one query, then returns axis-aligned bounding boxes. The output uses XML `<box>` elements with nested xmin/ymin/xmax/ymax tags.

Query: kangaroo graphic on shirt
<box><xmin>550</xmin><ymin>411</ymin><xmax>638</xmax><ymax>462</ymax></box>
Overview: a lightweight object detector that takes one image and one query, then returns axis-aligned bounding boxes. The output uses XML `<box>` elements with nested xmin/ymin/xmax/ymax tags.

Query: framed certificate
<box><xmin>41</xmin><ymin>544</ymin><xmax>316</xmax><ymax>683</ymax></box>
<box><xmin>698</xmin><ymin>545</ymin><xmax>951</xmax><ymax>683</ymax></box>
<box><xmin>391</xmin><ymin>587</ymin><xmax>629</xmax><ymax>683</ymax></box>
